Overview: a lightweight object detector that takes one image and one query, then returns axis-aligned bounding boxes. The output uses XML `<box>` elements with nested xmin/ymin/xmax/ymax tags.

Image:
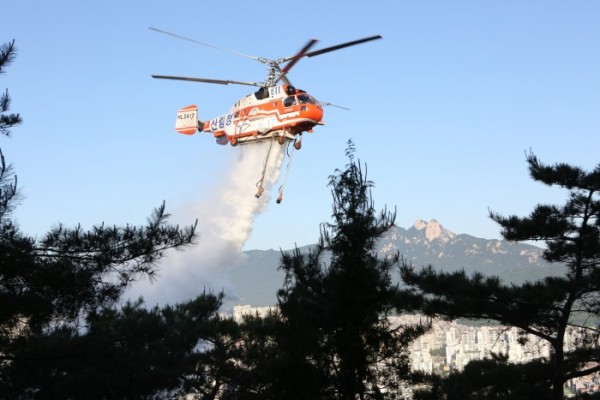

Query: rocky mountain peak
<box><xmin>413</xmin><ymin>219</ymin><xmax>456</xmax><ymax>242</ymax></box>
<box><xmin>232</xmin><ymin>220</ymin><xmax>565</xmax><ymax>306</ymax></box>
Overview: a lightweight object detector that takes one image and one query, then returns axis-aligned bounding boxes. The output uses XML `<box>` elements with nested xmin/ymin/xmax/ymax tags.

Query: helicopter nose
<box><xmin>301</xmin><ymin>104</ymin><xmax>324</xmax><ymax>122</ymax></box>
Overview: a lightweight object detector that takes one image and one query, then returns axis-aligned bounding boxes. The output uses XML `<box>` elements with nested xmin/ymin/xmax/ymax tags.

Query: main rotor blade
<box><xmin>304</xmin><ymin>35</ymin><xmax>382</xmax><ymax>58</ymax></box>
<box><xmin>149</xmin><ymin>27</ymin><xmax>261</xmax><ymax>62</ymax></box>
<box><xmin>152</xmin><ymin>75</ymin><xmax>262</xmax><ymax>87</ymax></box>
<box><xmin>280</xmin><ymin>39</ymin><xmax>318</xmax><ymax>76</ymax></box>
<box><xmin>275</xmin><ymin>39</ymin><xmax>318</xmax><ymax>84</ymax></box>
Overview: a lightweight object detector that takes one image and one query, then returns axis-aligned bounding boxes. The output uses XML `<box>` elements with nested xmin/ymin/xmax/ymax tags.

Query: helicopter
<box><xmin>151</xmin><ymin>27</ymin><xmax>382</xmax><ymax>202</ymax></box>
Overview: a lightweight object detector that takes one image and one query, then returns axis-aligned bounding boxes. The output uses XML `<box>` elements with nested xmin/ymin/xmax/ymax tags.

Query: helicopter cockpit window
<box><xmin>297</xmin><ymin>94</ymin><xmax>316</xmax><ymax>104</ymax></box>
<box><xmin>283</xmin><ymin>96</ymin><xmax>297</xmax><ymax>107</ymax></box>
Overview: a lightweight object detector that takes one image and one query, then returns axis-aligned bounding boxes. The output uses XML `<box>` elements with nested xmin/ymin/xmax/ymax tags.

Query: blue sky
<box><xmin>3</xmin><ymin>1</ymin><xmax>600</xmax><ymax>252</ymax></box>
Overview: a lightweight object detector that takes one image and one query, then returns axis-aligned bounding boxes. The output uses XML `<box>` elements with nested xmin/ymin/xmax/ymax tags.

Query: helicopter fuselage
<box><xmin>153</xmin><ymin>28</ymin><xmax>381</xmax><ymax>201</ymax></box>
<box><xmin>201</xmin><ymin>84</ymin><xmax>323</xmax><ymax>146</ymax></box>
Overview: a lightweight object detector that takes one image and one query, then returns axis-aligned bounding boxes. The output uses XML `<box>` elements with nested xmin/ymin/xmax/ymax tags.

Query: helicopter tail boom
<box><xmin>175</xmin><ymin>105</ymin><xmax>198</xmax><ymax>135</ymax></box>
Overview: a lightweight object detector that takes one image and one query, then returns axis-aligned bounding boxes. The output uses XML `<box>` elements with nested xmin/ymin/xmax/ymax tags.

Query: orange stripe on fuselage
<box><xmin>204</xmin><ymin>102</ymin><xmax>323</xmax><ymax>138</ymax></box>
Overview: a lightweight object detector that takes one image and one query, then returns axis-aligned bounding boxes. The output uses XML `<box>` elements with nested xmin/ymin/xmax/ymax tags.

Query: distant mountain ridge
<box><xmin>229</xmin><ymin>219</ymin><xmax>565</xmax><ymax>307</ymax></box>
<box><xmin>379</xmin><ymin>219</ymin><xmax>554</xmax><ymax>276</ymax></box>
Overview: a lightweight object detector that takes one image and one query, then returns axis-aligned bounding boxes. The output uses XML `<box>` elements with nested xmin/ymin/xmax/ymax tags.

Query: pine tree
<box><xmin>0</xmin><ymin>39</ymin><xmax>22</xmax><ymax>223</ymax></box>
<box><xmin>253</xmin><ymin>141</ymin><xmax>427</xmax><ymax>399</ymax></box>
<box><xmin>399</xmin><ymin>153</ymin><xmax>600</xmax><ymax>399</ymax></box>
<box><xmin>0</xmin><ymin>38</ymin><xmax>212</xmax><ymax>398</ymax></box>
<box><xmin>3</xmin><ymin>294</ymin><xmax>225</xmax><ymax>399</ymax></box>
<box><xmin>0</xmin><ymin>40</ymin><xmax>22</xmax><ymax>138</ymax></box>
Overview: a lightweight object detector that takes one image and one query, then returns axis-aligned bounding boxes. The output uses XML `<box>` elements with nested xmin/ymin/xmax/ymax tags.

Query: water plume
<box><xmin>128</xmin><ymin>141</ymin><xmax>286</xmax><ymax>307</ymax></box>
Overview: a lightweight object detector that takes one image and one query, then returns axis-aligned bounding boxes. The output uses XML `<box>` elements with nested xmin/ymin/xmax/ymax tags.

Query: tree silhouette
<box><xmin>0</xmin><ymin>39</ymin><xmax>218</xmax><ymax>399</ymax></box>
<box><xmin>4</xmin><ymin>294</ymin><xmax>226</xmax><ymax>399</ymax></box>
<box><xmin>399</xmin><ymin>152</ymin><xmax>600</xmax><ymax>399</ymax></box>
<box><xmin>0</xmin><ymin>40</ymin><xmax>22</xmax><ymax>137</ymax></box>
<box><xmin>238</xmin><ymin>141</ymin><xmax>427</xmax><ymax>399</ymax></box>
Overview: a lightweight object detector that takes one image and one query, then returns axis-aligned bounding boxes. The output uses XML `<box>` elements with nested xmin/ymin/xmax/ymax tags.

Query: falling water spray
<box><xmin>128</xmin><ymin>141</ymin><xmax>287</xmax><ymax>307</ymax></box>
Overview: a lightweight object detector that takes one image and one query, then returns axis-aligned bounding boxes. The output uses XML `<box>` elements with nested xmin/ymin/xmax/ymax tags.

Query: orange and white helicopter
<box><xmin>151</xmin><ymin>28</ymin><xmax>381</xmax><ymax>202</ymax></box>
